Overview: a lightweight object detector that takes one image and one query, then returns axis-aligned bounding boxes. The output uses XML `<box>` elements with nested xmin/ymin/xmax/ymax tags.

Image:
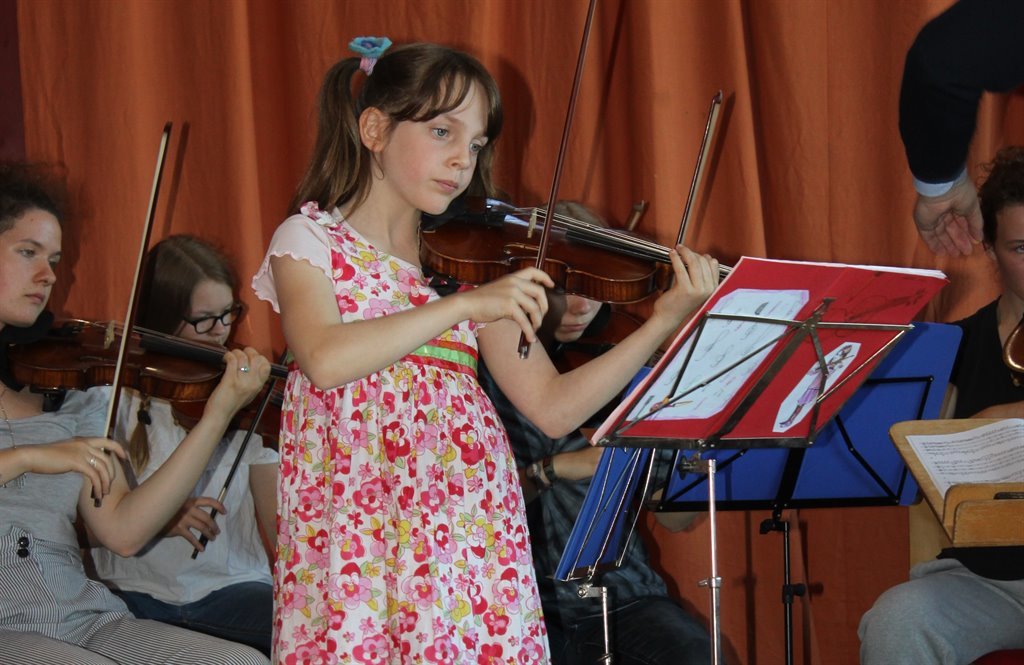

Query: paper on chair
<box><xmin>906</xmin><ymin>419</ymin><xmax>1024</xmax><ymax>497</ymax></box>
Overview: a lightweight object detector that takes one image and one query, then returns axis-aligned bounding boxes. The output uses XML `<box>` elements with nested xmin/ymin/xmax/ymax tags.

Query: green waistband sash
<box><xmin>403</xmin><ymin>339</ymin><xmax>478</xmax><ymax>376</ymax></box>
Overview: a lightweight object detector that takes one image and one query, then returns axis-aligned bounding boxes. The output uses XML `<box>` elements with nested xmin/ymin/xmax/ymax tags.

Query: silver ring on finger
<box><xmin>239</xmin><ymin>365</ymin><xmax>251</xmax><ymax>373</ymax></box>
<box><xmin>88</xmin><ymin>457</ymin><xmax>97</xmax><ymax>468</ymax></box>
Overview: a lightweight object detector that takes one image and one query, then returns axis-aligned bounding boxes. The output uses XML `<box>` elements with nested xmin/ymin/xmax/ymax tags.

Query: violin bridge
<box><xmin>527</xmin><ymin>208</ymin><xmax>538</xmax><ymax>239</ymax></box>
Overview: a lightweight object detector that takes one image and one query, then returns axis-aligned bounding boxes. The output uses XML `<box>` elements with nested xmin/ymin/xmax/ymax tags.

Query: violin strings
<box><xmin>507</xmin><ymin>206</ymin><xmax>732</xmax><ymax>277</ymax></box>
<box><xmin>509</xmin><ymin>207</ymin><xmax>668</xmax><ymax>258</ymax></box>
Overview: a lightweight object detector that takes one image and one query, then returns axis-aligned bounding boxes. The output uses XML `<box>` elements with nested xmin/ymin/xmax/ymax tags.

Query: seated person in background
<box><xmin>0</xmin><ymin>165</ymin><xmax>270</xmax><ymax>663</ymax></box>
<box><xmin>858</xmin><ymin>147</ymin><xmax>1024</xmax><ymax>664</ymax></box>
<box><xmin>478</xmin><ymin>201</ymin><xmax>715</xmax><ymax>665</ymax></box>
<box><xmin>91</xmin><ymin>235</ymin><xmax>277</xmax><ymax>657</ymax></box>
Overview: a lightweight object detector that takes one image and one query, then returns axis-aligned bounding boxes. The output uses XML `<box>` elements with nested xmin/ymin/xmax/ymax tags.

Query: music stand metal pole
<box><xmin>576</xmin><ymin>582</ymin><xmax>613</xmax><ymax>664</ymax></box>
<box><xmin>691</xmin><ymin>456</ymin><xmax>723</xmax><ymax>665</ymax></box>
<box><xmin>760</xmin><ymin>509</ymin><xmax>806</xmax><ymax>665</ymax></box>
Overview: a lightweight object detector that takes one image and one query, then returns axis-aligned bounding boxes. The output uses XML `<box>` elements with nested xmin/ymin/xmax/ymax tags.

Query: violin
<box><xmin>7</xmin><ymin>319</ymin><xmax>287</xmax><ymax>401</ymax></box>
<box><xmin>421</xmin><ymin>199</ymin><xmax>732</xmax><ymax>305</ymax></box>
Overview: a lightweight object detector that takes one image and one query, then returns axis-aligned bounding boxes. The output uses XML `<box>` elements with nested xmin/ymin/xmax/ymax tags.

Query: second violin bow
<box><xmin>676</xmin><ymin>91</ymin><xmax>723</xmax><ymax>247</ymax></box>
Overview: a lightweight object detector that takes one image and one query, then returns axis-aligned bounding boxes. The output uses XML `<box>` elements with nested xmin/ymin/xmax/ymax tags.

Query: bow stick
<box><xmin>97</xmin><ymin>122</ymin><xmax>173</xmax><ymax>501</ymax></box>
<box><xmin>519</xmin><ymin>0</ymin><xmax>599</xmax><ymax>358</ymax></box>
<box><xmin>676</xmin><ymin>91</ymin><xmax>723</xmax><ymax>246</ymax></box>
<box><xmin>191</xmin><ymin>350</ymin><xmax>287</xmax><ymax>559</ymax></box>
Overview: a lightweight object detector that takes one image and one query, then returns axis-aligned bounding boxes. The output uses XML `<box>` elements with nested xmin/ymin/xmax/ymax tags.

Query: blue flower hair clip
<box><xmin>349</xmin><ymin>36</ymin><xmax>392</xmax><ymax>76</ymax></box>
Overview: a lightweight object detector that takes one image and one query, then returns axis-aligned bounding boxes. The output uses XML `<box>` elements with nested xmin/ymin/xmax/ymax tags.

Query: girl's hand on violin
<box><xmin>206</xmin><ymin>348</ymin><xmax>271</xmax><ymax>416</ymax></box>
<box><xmin>458</xmin><ymin>268</ymin><xmax>554</xmax><ymax>342</ymax></box>
<box><xmin>165</xmin><ymin>496</ymin><xmax>226</xmax><ymax>551</ymax></box>
<box><xmin>25</xmin><ymin>437</ymin><xmax>126</xmax><ymax>498</ymax></box>
<box><xmin>652</xmin><ymin>245</ymin><xmax>719</xmax><ymax>329</ymax></box>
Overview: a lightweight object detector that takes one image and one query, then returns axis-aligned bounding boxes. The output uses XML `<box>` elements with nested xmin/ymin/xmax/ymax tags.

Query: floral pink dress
<box><xmin>253</xmin><ymin>205</ymin><xmax>549</xmax><ymax>665</ymax></box>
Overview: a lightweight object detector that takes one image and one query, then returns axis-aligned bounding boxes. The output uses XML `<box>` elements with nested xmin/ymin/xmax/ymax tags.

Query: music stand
<box><xmin>556</xmin><ymin>322</ymin><xmax>961</xmax><ymax>665</ymax></box>
<box><xmin>658</xmin><ymin>322</ymin><xmax>961</xmax><ymax>509</ymax></box>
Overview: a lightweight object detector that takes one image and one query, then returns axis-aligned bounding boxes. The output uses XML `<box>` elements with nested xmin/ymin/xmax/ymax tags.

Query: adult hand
<box><xmin>23</xmin><ymin>437</ymin><xmax>126</xmax><ymax>499</ymax></box>
<box><xmin>206</xmin><ymin>348</ymin><xmax>272</xmax><ymax>417</ymax></box>
<box><xmin>913</xmin><ymin>172</ymin><xmax>983</xmax><ymax>256</ymax></box>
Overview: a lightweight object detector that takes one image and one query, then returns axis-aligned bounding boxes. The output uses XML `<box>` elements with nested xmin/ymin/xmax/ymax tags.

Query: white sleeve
<box><xmin>251</xmin><ymin>215</ymin><xmax>333</xmax><ymax>313</ymax></box>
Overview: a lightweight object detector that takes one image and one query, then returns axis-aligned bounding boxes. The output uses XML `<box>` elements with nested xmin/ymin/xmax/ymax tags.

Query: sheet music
<box><xmin>906</xmin><ymin>419</ymin><xmax>1024</xmax><ymax>497</ymax></box>
<box><xmin>592</xmin><ymin>255</ymin><xmax>948</xmax><ymax>445</ymax></box>
<box><xmin>627</xmin><ymin>288</ymin><xmax>807</xmax><ymax>421</ymax></box>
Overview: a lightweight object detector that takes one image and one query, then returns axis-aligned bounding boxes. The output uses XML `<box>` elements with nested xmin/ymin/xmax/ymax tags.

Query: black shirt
<box><xmin>940</xmin><ymin>299</ymin><xmax>1024</xmax><ymax>580</ymax></box>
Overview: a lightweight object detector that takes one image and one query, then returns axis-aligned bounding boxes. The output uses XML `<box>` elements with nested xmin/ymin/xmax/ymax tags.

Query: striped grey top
<box><xmin>0</xmin><ymin>388</ymin><xmax>107</xmax><ymax>546</ymax></box>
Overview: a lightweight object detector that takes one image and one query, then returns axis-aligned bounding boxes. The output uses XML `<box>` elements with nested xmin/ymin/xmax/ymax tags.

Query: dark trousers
<box><xmin>548</xmin><ymin>596</ymin><xmax>713</xmax><ymax>665</ymax></box>
<box><xmin>114</xmin><ymin>581</ymin><xmax>272</xmax><ymax>658</ymax></box>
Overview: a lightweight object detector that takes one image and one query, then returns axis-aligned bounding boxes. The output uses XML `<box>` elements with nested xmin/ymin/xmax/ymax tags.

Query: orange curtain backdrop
<box><xmin>14</xmin><ymin>0</ymin><xmax>1023</xmax><ymax>663</ymax></box>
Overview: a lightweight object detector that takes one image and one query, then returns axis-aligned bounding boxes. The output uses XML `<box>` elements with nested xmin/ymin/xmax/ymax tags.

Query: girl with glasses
<box><xmin>90</xmin><ymin>235</ymin><xmax>278</xmax><ymax>658</ymax></box>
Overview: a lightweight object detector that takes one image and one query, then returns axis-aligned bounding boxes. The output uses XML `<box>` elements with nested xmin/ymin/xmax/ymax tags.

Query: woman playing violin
<box><xmin>91</xmin><ymin>234</ymin><xmax>277</xmax><ymax>658</ymax></box>
<box><xmin>0</xmin><ymin>165</ymin><xmax>270</xmax><ymax>665</ymax></box>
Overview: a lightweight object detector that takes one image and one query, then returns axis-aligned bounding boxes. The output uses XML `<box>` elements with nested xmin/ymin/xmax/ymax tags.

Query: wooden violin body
<box><xmin>8</xmin><ymin>319</ymin><xmax>288</xmax><ymax>401</ymax></box>
<box><xmin>8</xmin><ymin>319</ymin><xmax>222</xmax><ymax>402</ymax></box>
<box><xmin>421</xmin><ymin>199</ymin><xmax>730</xmax><ymax>305</ymax></box>
<box><xmin>422</xmin><ymin>216</ymin><xmax>668</xmax><ymax>304</ymax></box>
<box><xmin>171</xmin><ymin>385</ymin><xmax>284</xmax><ymax>446</ymax></box>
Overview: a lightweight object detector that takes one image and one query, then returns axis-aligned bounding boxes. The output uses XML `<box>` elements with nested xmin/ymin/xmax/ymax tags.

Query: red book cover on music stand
<box><xmin>594</xmin><ymin>256</ymin><xmax>948</xmax><ymax>448</ymax></box>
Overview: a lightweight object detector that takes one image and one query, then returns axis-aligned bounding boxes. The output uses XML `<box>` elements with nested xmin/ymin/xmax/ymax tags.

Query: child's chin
<box><xmin>424</xmin><ymin>201</ymin><xmax>452</xmax><ymax>216</ymax></box>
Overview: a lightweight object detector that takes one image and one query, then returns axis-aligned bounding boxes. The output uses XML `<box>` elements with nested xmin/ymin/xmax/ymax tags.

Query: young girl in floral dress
<box><xmin>253</xmin><ymin>39</ymin><xmax>719</xmax><ymax>664</ymax></box>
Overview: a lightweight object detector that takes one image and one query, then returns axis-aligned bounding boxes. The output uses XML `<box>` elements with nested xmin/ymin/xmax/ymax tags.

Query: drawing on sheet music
<box><xmin>773</xmin><ymin>341</ymin><xmax>860</xmax><ymax>432</ymax></box>
<box><xmin>629</xmin><ymin>288</ymin><xmax>808</xmax><ymax>422</ymax></box>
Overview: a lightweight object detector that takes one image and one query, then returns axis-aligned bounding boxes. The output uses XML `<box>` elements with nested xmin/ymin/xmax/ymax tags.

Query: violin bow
<box><xmin>675</xmin><ymin>91</ymin><xmax>723</xmax><ymax>247</ymax></box>
<box><xmin>191</xmin><ymin>348</ymin><xmax>288</xmax><ymax>559</ymax></box>
<box><xmin>98</xmin><ymin>122</ymin><xmax>173</xmax><ymax>497</ymax></box>
<box><xmin>519</xmin><ymin>0</ymin><xmax>599</xmax><ymax>358</ymax></box>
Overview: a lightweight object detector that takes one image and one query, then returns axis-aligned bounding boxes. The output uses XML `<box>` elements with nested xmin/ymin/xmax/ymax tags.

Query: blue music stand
<box><xmin>555</xmin><ymin>445</ymin><xmax>656</xmax><ymax>581</ymax></box>
<box><xmin>657</xmin><ymin>322</ymin><xmax>961</xmax><ymax>510</ymax></box>
<box><xmin>555</xmin><ymin>322</ymin><xmax>961</xmax><ymax>663</ymax></box>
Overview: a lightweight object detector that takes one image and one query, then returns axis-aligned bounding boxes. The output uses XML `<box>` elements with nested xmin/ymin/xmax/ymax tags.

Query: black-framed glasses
<box><xmin>183</xmin><ymin>303</ymin><xmax>245</xmax><ymax>335</ymax></box>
